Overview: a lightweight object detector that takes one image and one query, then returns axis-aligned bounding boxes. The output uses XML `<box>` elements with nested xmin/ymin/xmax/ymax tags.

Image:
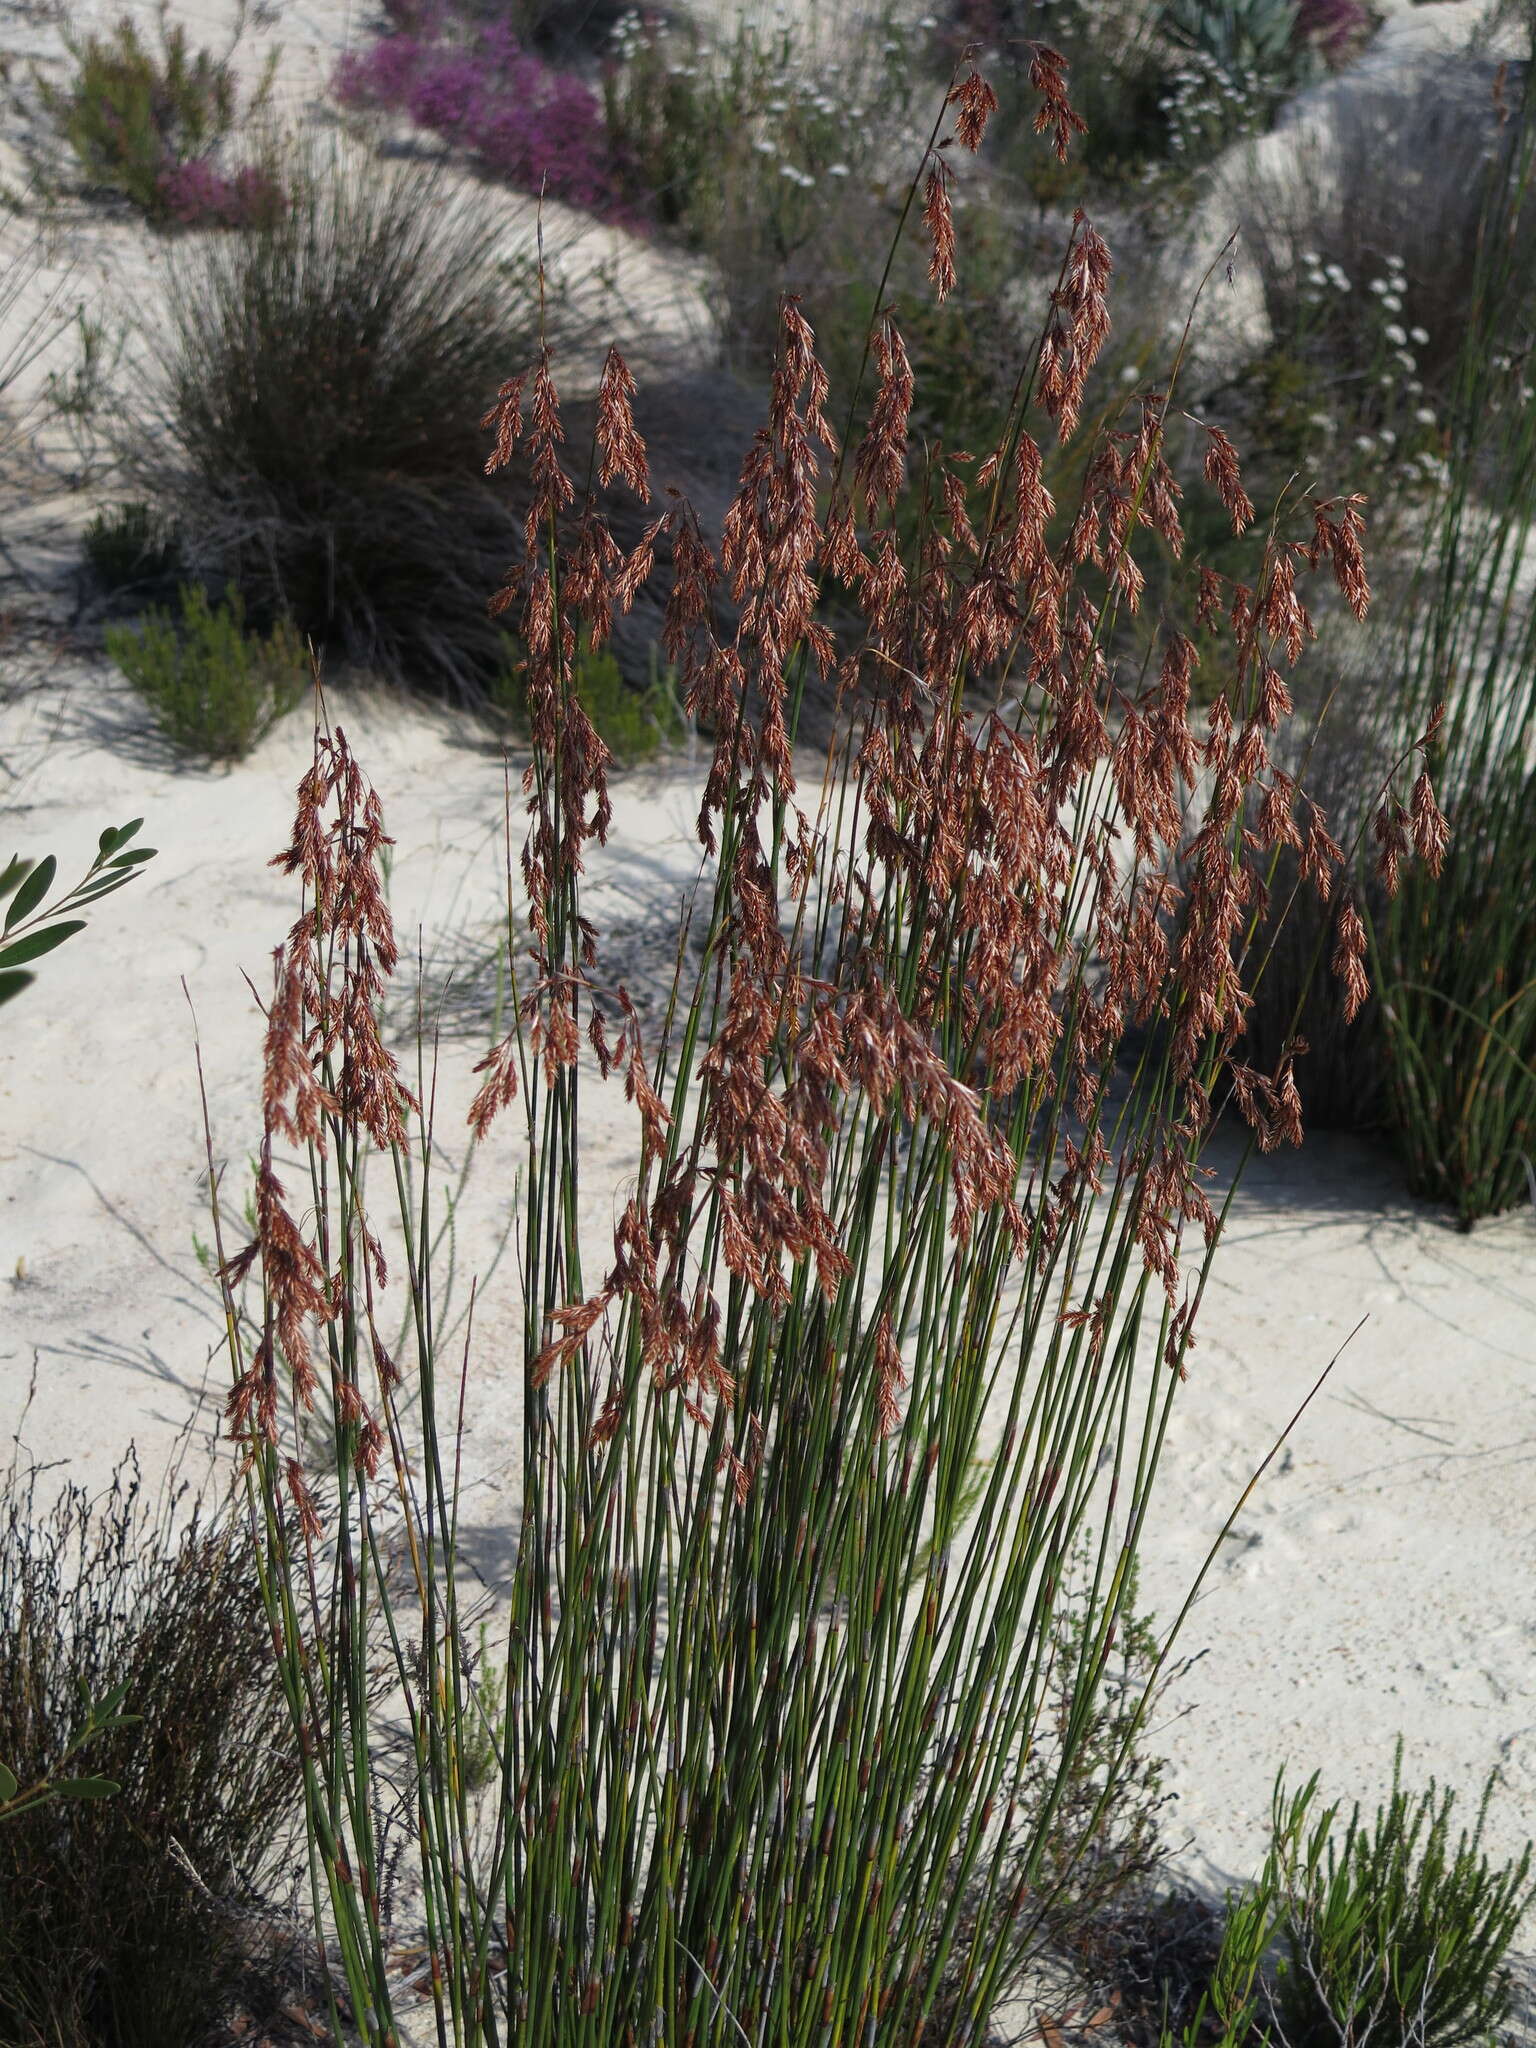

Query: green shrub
<box><xmin>495</xmin><ymin>634</ymin><xmax>687</xmax><ymax>762</ymax></box>
<box><xmin>83</xmin><ymin>500</ymin><xmax>182</xmax><ymax>596</ymax></box>
<box><xmin>38</xmin><ymin>11</ymin><xmax>274</xmax><ymax>221</ymax></box>
<box><xmin>106</xmin><ymin>584</ymin><xmax>307</xmax><ymax>760</ymax></box>
<box><xmin>0</xmin><ymin>1456</ymin><xmax>300</xmax><ymax>2048</ymax></box>
<box><xmin>1269</xmin><ymin>1748</ymin><xmax>1534</xmax><ymax>2048</ymax></box>
<box><xmin>132</xmin><ymin>152</ymin><xmax>549</xmax><ymax>699</ymax></box>
<box><xmin>1159</xmin><ymin>1754</ymin><xmax>1533</xmax><ymax>2048</ymax></box>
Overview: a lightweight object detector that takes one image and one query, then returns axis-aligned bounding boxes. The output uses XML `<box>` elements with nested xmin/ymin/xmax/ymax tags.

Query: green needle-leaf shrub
<box><xmin>106</xmin><ymin>583</ymin><xmax>307</xmax><ymax>761</ymax></box>
<box><xmin>1271</xmin><ymin>1747</ymin><xmax>1534</xmax><ymax>2048</ymax></box>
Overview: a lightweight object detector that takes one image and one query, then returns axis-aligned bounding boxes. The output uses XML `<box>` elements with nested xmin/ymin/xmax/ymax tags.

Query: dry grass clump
<box><xmin>127</xmin><ymin>151</ymin><xmax>552</xmax><ymax>700</ymax></box>
<box><xmin>0</xmin><ymin>1454</ymin><xmax>301</xmax><ymax>2048</ymax></box>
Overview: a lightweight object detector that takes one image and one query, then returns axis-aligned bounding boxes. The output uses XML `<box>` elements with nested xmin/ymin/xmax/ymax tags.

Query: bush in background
<box><xmin>494</xmin><ymin>633</ymin><xmax>687</xmax><ymax>762</ymax></box>
<box><xmin>382</xmin><ymin>0</ymin><xmax>631</xmax><ymax>62</ymax></box>
<box><xmin>82</xmin><ymin>500</ymin><xmax>182</xmax><ymax>598</ymax></box>
<box><xmin>602</xmin><ymin>4</ymin><xmax>921</xmax><ymax>363</ymax></box>
<box><xmin>0</xmin><ymin>1456</ymin><xmax>300</xmax><ymax>2048</ymax></box>
<box><xmin>106</xmin><ymin>584</ymin><xmax>307</xmax><ymax>760</ymax></box>
<box><xmin>1236</xmin><ymin>56</ymin><xmax>1533</xmax><ymax>409</ymax></box>
<box><xmin>38</xmin><ymin>11</ymin><xmax>279</xmax><ymax>225</ymax></box>
<box><xmin>332</xmin><ymin>16</ymin><xmax>614</xmax><ymax>212</ymax></box>
<box><xmin>130</xmin><ymin>153</ymin><xmax>550</xmax><ymax>700</ymax></box>
<box><xmin>1229</xmin><ymin>46</ymin><xmax>1536</xmax><ymax>1219</ymax></box>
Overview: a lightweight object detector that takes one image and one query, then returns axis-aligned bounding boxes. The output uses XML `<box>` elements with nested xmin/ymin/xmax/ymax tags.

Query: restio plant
<box><xmin>1234</xmin><ymin>49</ymin><xmax>1536</xmax><ymax>1220</ymax></box>
<box><xmin>0</xmin><ymin>822</ymin><xmax>156</xmax><ymax>1012</ymax></box>
<box><xmin>106</xmin><ymin>584</ymin><xmax>307</xmax><ymax>760</ymax></box>
<box><xmin>0</xmin><ymin>1456</ymin><xmax>301</xmax><ymax>2048</ymax></box>
<box><xmin>38</xmin><ymin>8</ymin><xmax>278</xmax><ymax>224</ymax></box>
<box><xmin>131</xmin><ymin>152</ymin><xmax>553</xmax><ymax>699</ymax></box>
<box><xmin>201</xmin><ymin>53</ymin><xmax>1450</xmax><ymax>2048</ymax></box>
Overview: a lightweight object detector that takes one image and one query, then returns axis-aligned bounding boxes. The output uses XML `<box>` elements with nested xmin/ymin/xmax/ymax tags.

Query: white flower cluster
<box><xmin>609</xmin><ymin>6</ymin><xmax>890</xmax><ymax>197</ymax></box>
<box><xmin>1291</xmin><ymin>249</ymin><xmax>1456</xmax><ymax>484</ymax></box>
<box><xmin>1159</xmin><ymin>51</ymin><xmax>1270</xmax><ymax>160</ymax></box>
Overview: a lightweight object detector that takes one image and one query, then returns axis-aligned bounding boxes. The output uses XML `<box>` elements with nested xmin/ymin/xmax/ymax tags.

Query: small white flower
<box><xmin>1415</xmin><ymin>407</ymin><xmax>1437</xmax><ymax>425</ymax></box>
<box><xmin>1369</xmin><ymin>277</ymin><xmax>1390</xmax><ymax>295</ymax></box>
<box><xmin>1410</xmin><ymin>326</ymin><xmax>1429</xmax><ymax>345</ymax></box>
<box><xmin>1377</xmin><ymin>427</ymin><xmax>1396</xmax><ymax>449</ymax></box>
<box><xmin>753</xmin><ymin>138</ymin><xmax>778</xmax><ymax>156</ymax></box>
<box><xmin>1119</xmin><ymin>365</ymin><xmax>1139</xmax><ymax>384</ymax></box>
<box><xmin>1309</xmin><ymin>411</ymin><xmax>1332</xmax><ymax>430</ymax></box>
<box><xmin>1326</xmin><ymin>264</ymin><xmax>1350</xmax><ymax>289</ymax></box>
<box><xmin>1396</xmin><ymin>349</ymin><xmax>1417</xmax><ymax>371</ymax></box>
<box><xmin>1387</xmin><ymin>252</ymin><xmax>1406</xmax><ymax>271</ymax></box>
<box><xmin>1384</xmin><ymin>323</ymin><xmax>1407</xmax><ymax>346</ymax></box>
<box><xmin>826</xmin><ymin>162</ymin><xmax>850</xmax><ymax>176</ymax></box>
<box><xmin>1382</xmin><ymin>293</ymin><xmax>1403</xmax><ymax>313</ymax></box>
<box><xmin>1355</xmin><ymin>434</ymin><xmax>1376</xmax><ymax>453</ymax></box>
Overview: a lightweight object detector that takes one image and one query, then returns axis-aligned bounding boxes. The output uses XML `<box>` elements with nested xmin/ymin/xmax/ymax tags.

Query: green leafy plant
<box><xmin>1178</xmin><ymin>1751</ymin><xmax>1535</xmax><ymax>2048</ymax></box>
<box><xmin>106</xmin><ymin>584</ymin><xmax>306</xmax><ymax>760</ymax></box>
<box><xmin>0</xmin><ymin>821</ymin><xmax>157</xmax><ymax>1011</ymax></box>
<box><xmin>37</xmin><ymin>7</ymin><xmax>275</xmax><ymax>222</ymax></box>
<box><xmin>0</xmin><ymin>1456</ymin><xmax>301</xmax><ymax>2048</ymax></box>
<box><xmin>1162</xmin><ymin>0</ymin><xmax>1304</xmax><ymax>73</ymax></box>
<box><xmin>0</xmin><ymin>1681</ymin><xmax>138</xmax><ymax>1822</ymax></box>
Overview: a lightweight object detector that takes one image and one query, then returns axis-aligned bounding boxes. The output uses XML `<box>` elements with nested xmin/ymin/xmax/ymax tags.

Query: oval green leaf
<box><xmin>0</xmin><ymin>921</ymin><xmax>87</xmax><ymax>971</ymax></box>
<box><xmin>5</xmin><ymin>855</ymin><xmax>55</xmax><ymax>932</ymax></box>
<box><xmin>0</xmin><ymin>970</ymin><xmax>36</xmax><ymax>1008</ymax></box>
<box><xmin>0</xmin><ymin>1761</ymin><xmax>17</xmax><ymax>1802</ymax></box>
<box><xmin>52</xmin><ymin>1777</ymin><xmax>120</xmax><ymax>1800</ymax></box>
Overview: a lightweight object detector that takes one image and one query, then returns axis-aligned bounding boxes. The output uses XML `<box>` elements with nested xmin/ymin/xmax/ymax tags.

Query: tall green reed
<box><xmin>206</xmin><ymin>56</ymin><xmax>1443</xmax><ymax>2047</ymax></box>
<box><xmin>1359</xmin><ymin>48</ymin><xmax>1536</xmax><ymax>1224</ymax></box>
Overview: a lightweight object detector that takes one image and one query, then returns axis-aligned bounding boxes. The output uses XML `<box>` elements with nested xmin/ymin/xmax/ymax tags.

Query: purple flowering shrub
<box><xmin>1297</xmin><ymin>0</ymin><xmax>1374</xmax><ymax>62</ymax></box>
<box><xmin>332</xmin><ymin>18</ymin><xmax>617</xmax><ymax>212</ymax></box>
<box><xmin>158</xmin><ymin>157</ymin><xmax>287</xmax><ymax>228</ymax></box>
